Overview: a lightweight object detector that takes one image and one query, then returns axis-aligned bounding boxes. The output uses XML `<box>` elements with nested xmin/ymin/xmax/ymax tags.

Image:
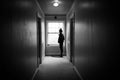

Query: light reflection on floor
<box><xmin>33</xmin><ymin>56</ymin><xmax>80</xmax><ymax>80</ymax></box>
<box><xmin>42</xmin><ymin>56</ymin><xmax>69</xmax><ymax>64</ymax></box>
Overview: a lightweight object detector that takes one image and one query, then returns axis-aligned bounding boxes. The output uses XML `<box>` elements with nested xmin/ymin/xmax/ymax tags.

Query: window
<box><xmin>47</xmin><ymin>21</ymin><xmax>64</xmax><ymax>45</ymax></box>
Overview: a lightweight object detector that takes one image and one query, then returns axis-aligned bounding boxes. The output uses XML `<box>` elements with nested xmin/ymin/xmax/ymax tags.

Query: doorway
<box><xmin>36</xmin><ymin>14</ymin><xmax>42</xmax><ymax>67</ymax></box>
<box><xmin>70</xmin><ymin>13</ymin><xmax>75</xmax><ymax>64</ymax></box>
<box><xmin>45</xmin><ymin>21</ymin><xmax>66</xmax><ymax>56</ymax></box>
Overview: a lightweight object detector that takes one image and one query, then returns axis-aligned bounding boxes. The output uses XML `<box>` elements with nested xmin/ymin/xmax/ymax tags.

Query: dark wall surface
<box><xmin>67</xmin><ymin>0</ymin><xmax>119</xmax><ymax>80</ymax></box>
<box><xmin>0</xmin><ymin>0</ymin><xmax>44</xmax><ymax>80</ymax></box>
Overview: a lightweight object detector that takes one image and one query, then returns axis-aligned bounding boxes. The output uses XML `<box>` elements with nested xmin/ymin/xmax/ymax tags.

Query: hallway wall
<box><xmin>0</xmin><ymin>0</ymin><xmax>45</xmax><ymax>80</ymax></box>
<box><xmin>67</xmin><ymin>0</ymin><xmax>119</xmax><ymax>80</ymax></box>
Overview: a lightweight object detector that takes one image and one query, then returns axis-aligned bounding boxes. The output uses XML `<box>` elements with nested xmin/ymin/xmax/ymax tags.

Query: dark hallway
<box><xmin>0</xmin><ymin>0</ymin><xmax>119</xmax><ymax>80</ymax></box>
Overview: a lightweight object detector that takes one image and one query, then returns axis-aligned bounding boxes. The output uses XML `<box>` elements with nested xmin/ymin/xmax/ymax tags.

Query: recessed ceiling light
<box><xmin>53</xmin><ymin>2</ymin><xmax>59</xmax><ymax>7</ymax></box>
<box><xmin>52</xmin><ymin>0</ymin><xmax>61</xmax><ymax>7</ymax></box>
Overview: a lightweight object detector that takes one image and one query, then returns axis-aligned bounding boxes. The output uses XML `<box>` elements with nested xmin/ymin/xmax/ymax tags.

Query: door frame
<box><xmin>70</xmin><ymin>12</ymin><xmax>75</xmax><ymax>64</ymax></box>
<box><xmin>36</xmin><ymin>13</ymin><xmax>42</xmax><ymax>67</ymax></box>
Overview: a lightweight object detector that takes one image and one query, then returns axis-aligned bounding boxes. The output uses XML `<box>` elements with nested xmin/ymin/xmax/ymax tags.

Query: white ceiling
<box><xmin>37</xmin><ymin>0</ymin><xmax>74</xmax><ymax>15</ymax></box>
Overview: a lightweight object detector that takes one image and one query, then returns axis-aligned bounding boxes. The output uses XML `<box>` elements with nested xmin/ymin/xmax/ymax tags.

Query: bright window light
<box><xmin>48</xmin><ymin>23</ymin><xmax>64</xmax><ymax>33</ymax></box>
<box><xmin>47</xmin><ymin>22</ymin><xmax>64</xmax><ymax>45</ymax></box>
<box><xmin>48</xmin><ymin>34</ymin><xmax>58</xmax><ymax>45</ymax></box>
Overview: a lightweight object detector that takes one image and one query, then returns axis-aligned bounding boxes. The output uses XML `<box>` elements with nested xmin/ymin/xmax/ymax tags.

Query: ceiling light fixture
<box><xmin>52</xmin><ymin>0</ymin><xmax>61</xmax><ymax>7</ymax></box>
<box><xmin>53</xmin><ymin>2</ymin><xmax>59</xmax><ymax>7</ymax></box>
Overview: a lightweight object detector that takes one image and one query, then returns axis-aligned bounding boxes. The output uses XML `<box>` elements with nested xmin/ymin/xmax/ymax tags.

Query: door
<box><xmin>45</xmin><ymin>21</ymin><xmax>66</xmax><ymax>56</ymax></box>
<box><xmin>36</xmin><ymin>14</ymin><xmax>42</xmax><ymax>67</ymax></box>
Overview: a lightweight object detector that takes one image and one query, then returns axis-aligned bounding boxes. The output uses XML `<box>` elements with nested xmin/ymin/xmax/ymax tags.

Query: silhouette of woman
<box><xmin>58</xmin><ymin>28</ymin><xmax>65</xmax><ymax>57</ymax></box>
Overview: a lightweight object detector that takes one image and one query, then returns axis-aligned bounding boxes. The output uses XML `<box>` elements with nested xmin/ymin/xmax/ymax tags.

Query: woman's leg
<box><xmin>60</xmin><ymin>43</ymin><xmax>63</xmax><ymax>57</ymax></box>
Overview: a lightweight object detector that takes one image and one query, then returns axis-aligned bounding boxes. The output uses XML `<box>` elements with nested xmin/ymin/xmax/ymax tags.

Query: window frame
<box><xmin>46</xmin><ymin>20</ymin><xmax>65</xmax><ymax>46</ymax></box>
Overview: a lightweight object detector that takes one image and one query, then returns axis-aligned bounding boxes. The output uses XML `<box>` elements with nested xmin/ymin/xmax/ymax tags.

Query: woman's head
<box><xmin>59</xmin><ymin>28</ymin><xmax>63</xmax><ymax>33</ymax></box>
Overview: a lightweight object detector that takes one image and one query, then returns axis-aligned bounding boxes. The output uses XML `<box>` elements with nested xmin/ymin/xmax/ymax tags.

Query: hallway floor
<box><xmin>33</xmin><ymin>56</ymin><xmax>80</xmax><ymax>80</ymax></box>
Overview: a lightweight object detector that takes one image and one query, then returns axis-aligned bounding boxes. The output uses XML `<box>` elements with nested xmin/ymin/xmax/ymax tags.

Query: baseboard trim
<box><xmin>73</xmin><ymin>66</ymin><xmax>84</xmax><ymax>80</ymax></box>
<box><xmin>31</xmin><ymin>67</ymin><xmax>39</xmax><ymax>80</ymax></box>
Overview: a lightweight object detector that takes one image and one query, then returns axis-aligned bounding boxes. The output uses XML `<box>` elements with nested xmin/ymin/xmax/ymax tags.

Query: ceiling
<box><xmin>37</xmin><ymin>0</ymin><xmax>75</xmax><ymax>15</ymax></box>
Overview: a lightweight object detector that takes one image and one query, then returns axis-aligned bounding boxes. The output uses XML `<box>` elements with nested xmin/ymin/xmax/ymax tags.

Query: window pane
<box><xmin>48</xmin><ymin>34</ymin><xmax>59</xmax><ymax>45</ymax></box>
<box><xmin>48</xmin><ymin>22</ymin><xmax>64</xmax><ymax>33</ymax></box>
<box><xmin>47</xmin><ymin>21</ymin><xmax>64</xmax><ymax>45</ymax></box>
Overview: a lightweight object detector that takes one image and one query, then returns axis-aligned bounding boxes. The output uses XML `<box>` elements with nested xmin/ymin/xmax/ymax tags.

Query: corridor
<box><xmin>1</xmin><ymin>0</ymin><xmax>119</xmax><ymax>80</ymax></box>
<box><xmin>33</xmin><ymin>56</ymin><xmax>80</xmax><ymax>80</ymax></box>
